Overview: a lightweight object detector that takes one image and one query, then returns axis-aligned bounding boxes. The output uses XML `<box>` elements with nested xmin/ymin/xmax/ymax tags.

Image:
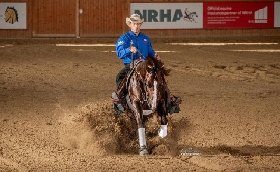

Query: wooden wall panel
<box><xmin>0</xmin><ymin>0</ymin><xmax>32</xmax><ymax>38</ymax></box>
<box><xmin>32</xmin><ymin>0</ymin><xmax>77</xmax><ymax>37</ymax></box>
<box><xmin>79</xmin><ymin>0</ymin><xmax>129</xmax><ymax>37</ymax></box>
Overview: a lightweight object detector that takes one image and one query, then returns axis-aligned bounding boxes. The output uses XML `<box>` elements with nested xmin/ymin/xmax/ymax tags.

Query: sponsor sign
<box><xmin>130</xmin><ymin>3</ymin><xmax>203</xmax><ymax>29</ymax></box>
<box><xmin>0</xmin><ymin>3</ymin><xmax>27</xmax><ymax>29</ymax></box>
<box><xmin>275</xmin><ymin>2</ymin><xmax>280</xmax><ymax>27</ymax></box>
<box><xmin>203</xmin><ymin>2</ymin><xmax>274</xmax><ymax>28</ymax></box>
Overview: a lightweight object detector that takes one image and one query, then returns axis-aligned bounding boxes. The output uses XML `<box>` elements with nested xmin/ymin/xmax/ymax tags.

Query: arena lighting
<box><xmin>230</xmin><ymin>49</ymin><xmax>280</xmax><ymax>52</ymax></box>
<box><xmin>168</xmin><ymin>43</ymin><xmax>278</xmax><ymax>45</ymax></box>
<box><xmin>56</xmin><ymin>43</ymin><xmax>115</xmax><ymax>46</ymax></box>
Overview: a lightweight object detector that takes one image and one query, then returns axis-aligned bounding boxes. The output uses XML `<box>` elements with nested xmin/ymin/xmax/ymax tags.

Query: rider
<box><xmin>111</xmin><ymin>14</ymin><xmax>181</xmax><ymax>114</ymax></box>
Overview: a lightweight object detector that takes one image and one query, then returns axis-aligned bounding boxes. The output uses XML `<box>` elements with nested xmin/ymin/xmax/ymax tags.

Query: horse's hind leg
<box><xmin>158</xmin><ymin>115</ymin><xmax>168</xmax><ymax>138</ymax></box>
<box><xmin>158</xmin><ymin>101</ymin><xmax>168</xmax><ymax>138</ymax></box>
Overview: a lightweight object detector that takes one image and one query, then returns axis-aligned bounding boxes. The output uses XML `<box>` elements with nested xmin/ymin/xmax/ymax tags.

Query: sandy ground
<box><xmin>0</xmin><ymin>37</ymin><xmax>280</xmax><ymax>171</ymax></box>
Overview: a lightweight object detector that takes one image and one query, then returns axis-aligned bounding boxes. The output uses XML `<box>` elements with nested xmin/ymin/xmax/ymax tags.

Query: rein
<box><xmin>125</xmin><ymin>59</ymin><xmax>144</xmax><ymax>89</ymax></box>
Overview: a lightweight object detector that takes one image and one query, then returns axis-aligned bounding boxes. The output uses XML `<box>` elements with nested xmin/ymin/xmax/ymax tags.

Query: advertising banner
<box><xmin>203</xmin><ymin>2</ymin><xmax>274</xmax><ymax>28</ymax></box>
<box><xmin>0</xmin><ymin>3</ymin><xmax>27</xmax><ymax>29</ymax></box>
<box><xmin>130</xmin><ymin>3</ymin><xmax>203</xmax><ymax>29</ymax></box>
<box><xmin>275</xmin><ymin>2</ymin><xmax>280</xmax><ymax>27</ymax></box>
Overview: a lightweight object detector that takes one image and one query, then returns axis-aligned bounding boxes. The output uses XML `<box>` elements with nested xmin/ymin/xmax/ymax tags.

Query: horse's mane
<box><xmin>136</xmin><ymin>56</ymin><xmax>171</xmax><ymax>83</ymax></box>
<box><xmin>147</xmin><ymin>56</ymin><xmax>171</xmax><ymax>76</ymax></box>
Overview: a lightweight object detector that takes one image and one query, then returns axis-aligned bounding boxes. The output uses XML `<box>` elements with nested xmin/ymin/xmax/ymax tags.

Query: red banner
<box><xmin>203</xmin><ymin>2</ymin><xmax>274</xmax><ymax>28</ymax></box>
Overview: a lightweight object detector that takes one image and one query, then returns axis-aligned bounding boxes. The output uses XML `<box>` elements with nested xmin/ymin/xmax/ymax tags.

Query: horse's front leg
<box><xmin>158</xmin><ymin>100</ymin><xmax>168</xmax><ymax>138</ymax></box>
<box><xmin>132</xmin><ymin>98</ymin><xmax>149</xmax><ymax>156</ymax></box>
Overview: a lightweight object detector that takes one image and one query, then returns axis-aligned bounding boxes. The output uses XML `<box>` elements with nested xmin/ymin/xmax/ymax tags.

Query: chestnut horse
<box><xmin>125</xmin><ymin>56</ymin><xmax>171</xmax><ymax>156</ymax></box>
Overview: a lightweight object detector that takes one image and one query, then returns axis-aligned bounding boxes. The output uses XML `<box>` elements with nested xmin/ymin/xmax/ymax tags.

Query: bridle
<box><xmin>142</xmin><ymin>60</ymin><xmax>159</xmax><ymax>111</ymax></box>
<box><xmin>129</xmin><ymin>51</ymin><xmax>165</xmax><ymax>112</ymax></box>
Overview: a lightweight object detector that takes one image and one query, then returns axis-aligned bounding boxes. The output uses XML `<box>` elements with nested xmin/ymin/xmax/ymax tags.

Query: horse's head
<box><xmin>5</xmin><ymin>7</ymin><xmax>18</xmax><ymax>24</ymax></box>
<box><xmin>137</xmin><ymin>56</ymin><xmax>170</xmax><ymax>111</ymax></box>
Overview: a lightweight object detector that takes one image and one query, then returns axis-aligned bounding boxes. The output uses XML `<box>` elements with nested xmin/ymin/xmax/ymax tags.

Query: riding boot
<box><xmin>112</xmin><ymin>78</ymin><xmax>127</xmax><ymax>114</ymax></box>
<box><xmin>165</xmin><ymin>86</ymin><xmax>182</xmax><ymax>115</ymax></box>
<box><xmin>168</xmin><ymin>94</ymin><xmax>182</xmax><ymax>115</ymax></box>
<box><xmin>116</xmin><ymin>78</ymin><xmax>126</xmax><ymax>99</ymax></box>
<box><xmin>112</xmin><ymin>65</ymin><xmax>130</xmax><ymax>115</ymax></box>
<box><xmin>112</xmin><ymin>92</ymin><xmax>124</xmax><ymax>115</ymax></box>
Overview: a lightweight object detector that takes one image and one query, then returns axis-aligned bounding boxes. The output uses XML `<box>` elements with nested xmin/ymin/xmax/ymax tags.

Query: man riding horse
<box><xmin>111</xmin><ymin>14</ymin><xmax>181</xmax><ymax>116</ymax></box>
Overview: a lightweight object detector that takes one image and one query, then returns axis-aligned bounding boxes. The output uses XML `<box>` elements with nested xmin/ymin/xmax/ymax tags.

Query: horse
<box><xmin>124</xmin><ymin>56</ymin><xmax>171</xmax><ymax>156</ymax></box>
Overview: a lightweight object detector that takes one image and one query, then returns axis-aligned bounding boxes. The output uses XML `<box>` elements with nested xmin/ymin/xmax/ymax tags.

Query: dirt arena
<box><xmin>1</xmin><ymin>36</ymin><xmax>280</xmax><ymax>171</ymax></box>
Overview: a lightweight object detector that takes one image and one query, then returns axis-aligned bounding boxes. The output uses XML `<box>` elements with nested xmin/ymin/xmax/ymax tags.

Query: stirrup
<box><xmin>111</xmin><ymin>92</ymin><xmax>121</xmax><ymax>103</ymax></box>
<box><xmin>111</xmin><ymin>92</ymin><xmax>124</xmax><ymax>114</ymax></box>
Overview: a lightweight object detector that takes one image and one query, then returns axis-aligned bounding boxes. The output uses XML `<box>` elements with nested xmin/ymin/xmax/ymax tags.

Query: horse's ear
<box><xmin>164</xmin><ymin>68</ymin><xmax>171</xmax><ymax>76</ymax></box>
<box><xmin>140</xmin><ymin>54</ymin><xmax>143</xmax><ymax>59</ymax></box>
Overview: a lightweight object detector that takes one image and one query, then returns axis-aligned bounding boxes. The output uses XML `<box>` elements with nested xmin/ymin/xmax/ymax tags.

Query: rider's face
<box><xmin>129</xmin><ymin>22</ymin><xmax>142</xmax><ymax>35</ymax></box>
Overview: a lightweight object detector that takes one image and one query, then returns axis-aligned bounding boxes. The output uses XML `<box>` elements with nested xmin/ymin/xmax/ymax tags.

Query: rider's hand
<box><xmin>130</xmin><ymin>46</ymin><xmax>138</xmax><ymax>53</ymax></box>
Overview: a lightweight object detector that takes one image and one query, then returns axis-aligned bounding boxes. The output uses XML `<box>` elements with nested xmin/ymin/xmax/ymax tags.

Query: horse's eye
<box><xmin>147</xmin><ymin>66</ymin><xmax>153</xmax><ymax>74</ymax></box>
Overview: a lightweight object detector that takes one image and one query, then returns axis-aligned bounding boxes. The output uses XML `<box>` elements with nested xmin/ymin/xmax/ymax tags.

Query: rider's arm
<box><xmin>146</xmin><ymin>37</ymin><xmax>161</xmax><ymax>60</ymax></box>
<box><xmin>116</xmin><ymin>37</ymin><xmax>131</xmax><ymax>59</ymax></box>
<box><xmin>147</xmin><ymin>37</ymin><xmax>156</xmax><ymax>57</ymax></box>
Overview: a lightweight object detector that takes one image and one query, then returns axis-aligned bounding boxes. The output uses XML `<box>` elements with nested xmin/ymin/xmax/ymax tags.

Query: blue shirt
<box><xmin>116</xmin><ymin>31</ymin><xmax>156</xmax><ymax>65</ymax></box>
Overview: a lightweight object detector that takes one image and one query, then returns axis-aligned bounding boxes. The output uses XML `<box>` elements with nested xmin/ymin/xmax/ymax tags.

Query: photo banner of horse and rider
<box><xmin>131</xmin><ymin>1</ymin><xmax>279</xmax><ymax>29</ymax></box>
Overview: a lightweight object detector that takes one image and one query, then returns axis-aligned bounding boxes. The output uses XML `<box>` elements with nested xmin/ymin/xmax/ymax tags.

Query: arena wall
<box><xmin>0</xmin><ymin>0</ymin><xmax>279</xmax><ymax>39</ymax></box>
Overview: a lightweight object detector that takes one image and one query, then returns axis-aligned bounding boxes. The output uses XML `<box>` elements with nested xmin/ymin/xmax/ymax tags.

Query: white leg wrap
<box><xmin>158</xmin><ymin>124</ymin><xmax>168</xmax><ymax>138</ymax></box>
<box><xmin>138</xmin><ymin>128</ymin><xmax>146</xmax><ymax>147</ymax></box>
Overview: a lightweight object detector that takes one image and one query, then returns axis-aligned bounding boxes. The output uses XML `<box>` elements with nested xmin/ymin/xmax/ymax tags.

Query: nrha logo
<box><xmin>134</xmin><ymin>8</ymin><xmax>198</xmax><ymax>22</ymax></box>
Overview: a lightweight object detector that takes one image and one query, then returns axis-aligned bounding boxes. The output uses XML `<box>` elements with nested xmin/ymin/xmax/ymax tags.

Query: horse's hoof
<box><xmin>139</xmin><ymin>146</ymin><xmax>149</xmax><ymax>156</ymax></box>
<box><xmin>139</xmin><ymin>149</ymin><xmax>149</xmax><ymax>156</ymax></box>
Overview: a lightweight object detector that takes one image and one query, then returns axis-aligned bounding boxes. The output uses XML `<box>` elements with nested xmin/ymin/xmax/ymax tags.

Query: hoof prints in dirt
<box><xmin>71</xmin><ymin>102</ymin><xmax>181</xmax><ymax>156</ymax></box>
<box><xmin>198</xmin><ymin>145</ymin><xmax>280</xmax><ymax>157</ymax></box>
<box><xmin>212</xmin><ymin>63</ymin><xmax>280</xmax><ymax>82</ymax></box>
<box><xmin>175</xmin><ymin>62</ymin><xmax>280</xmax><ymax>83</ymax></box>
